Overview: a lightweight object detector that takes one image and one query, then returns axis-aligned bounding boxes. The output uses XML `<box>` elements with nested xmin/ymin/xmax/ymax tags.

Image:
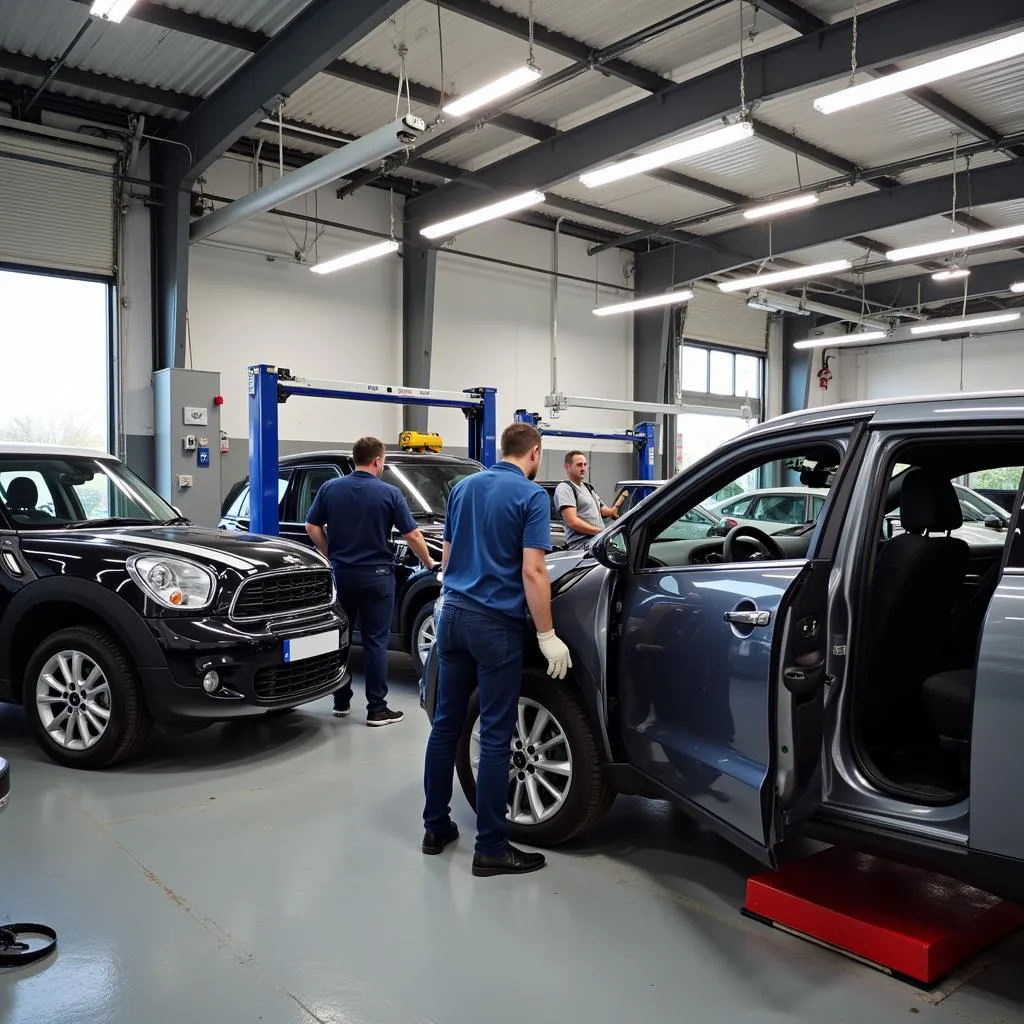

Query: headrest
<box><xmin>899</xmin><ymin>468</ymin><xmax>962</xmax><ymax>534</ymax></box>
<box><xmin>7</xmin><ymin>477</ymin><xmax>39</xmax><ymax>510</ymax></box>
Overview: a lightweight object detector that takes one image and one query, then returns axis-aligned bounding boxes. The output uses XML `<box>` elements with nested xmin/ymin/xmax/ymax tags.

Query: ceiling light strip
<box><xmin>742</xmin><ymin>194</ymin><xmax>819</xmax><ymax>221</ymax></box>
<box><xmin>593</xmin><ymin>290</ymin><xmax>694</xmax><ymax>317</ymax></box>
<box><xmin>718</xmin><ymin>260</ymin><xmax>852</xmax><ymax>293</ymax></box>
<box><xmin>815</xmin><ymin>30</ymin><xmax>1024</xmax><ymax>115</ymax></box>
<box><xmin>887</xmin><ymin>224</ymin><xmax>1024</xmax><ymax>263</ymax></box>
<box><xmin>579</xmin><ymin>121</ymin><xmax>754</xmax><ymax>189</ymax></box>
<box><xmin>909</xmin><ymin>312</ymin><xmax>1021</xmax><ymax>336</ymax></box>
<box><xmin>442</xmin><ymin>66</ymin><xmax>543</xmax><ymax>117</ymax></box>
<box><xmin>310</xmin><ymin>239</ymin><xmax>399</xmax><ymax>275</ymax></box>
<box><xmin>931</xmin><ymin>268</ymin><xmax>971</xmax><ymax>281</ymax></box>
<box><xmin>420</xmin><ymin>190</ymin><xmax>546</xmax><ymax>239</ymax></box>
<box><xmin>793</xmin><ymin>331</ymin><xmax>887</xmax><ymax>350</ymax></box>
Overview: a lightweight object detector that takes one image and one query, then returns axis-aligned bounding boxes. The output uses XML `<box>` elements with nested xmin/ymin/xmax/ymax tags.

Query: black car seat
<box><xmin>866</xmin><ymin>469</ymin><xmax>970</xmax><ymax>714</ymax></box>
<box><xmin>6</xmin><ymin>477</ymin><xmax>49</xmax><ymax>522</ymax></box>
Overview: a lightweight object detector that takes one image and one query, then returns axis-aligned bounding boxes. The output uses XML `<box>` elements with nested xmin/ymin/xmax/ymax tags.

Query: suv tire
<box><xmin>23</xmin><ymin>627</ymin><xmax>152</xmax><ymax>770</ymax></box>
<box><xmin>410</xmin><ymin>602</ymin><xmax>437</xmax><ymax>674</ymax></box>
<box><xmin>456</xmin><ymin>671</ymin><xmax>613</xmax><ymax>846</ymax></box>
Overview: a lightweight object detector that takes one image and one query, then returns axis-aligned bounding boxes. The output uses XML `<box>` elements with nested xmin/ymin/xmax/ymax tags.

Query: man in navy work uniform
<box><xmin>421</xmin><ymin>422</ymin><xmax>572</xmax><ymax>877</ymax></box>
<box><xmin>306</xmin><ymin>436</ymin><xmax>436</xmax><ymax>726</ymax></box>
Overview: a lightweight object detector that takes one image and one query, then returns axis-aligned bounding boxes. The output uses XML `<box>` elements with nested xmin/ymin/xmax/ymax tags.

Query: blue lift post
<box><xmin>514</xmin><ymin>409</ymin><xmax>657</xmax><ymax>481</ymax></box>
<box><xmin>248</xmin><ymin>364</ymin><xmax>497</xmax><ymax>535</ymax></box>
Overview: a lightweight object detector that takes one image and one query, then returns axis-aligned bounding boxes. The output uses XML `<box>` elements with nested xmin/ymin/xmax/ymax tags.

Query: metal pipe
<box><xmin>552</xmin><ymin>217</ymin><xmax>564</xmax><ymax>398</ymax></box>
<box><xmin>190</xmin><ymin>115</ymin><xmax>425</xmax><ymax>242</ymax></box>
<box><xmin>22</xmin><ymin>16</ymin><xmax>92</xmax><ymax>116</ymax></box>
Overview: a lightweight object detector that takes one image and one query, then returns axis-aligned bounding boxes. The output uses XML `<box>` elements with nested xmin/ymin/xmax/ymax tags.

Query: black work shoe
<box><xmin>472</xmin><ymin>845</ymin><xmax>546</xmax><ymax>877</ymax></box>
<box><xmin>422</xmin><ymin>823</ymin><xmax>459</xmax><ymax>855</ymax></box>
<box><xmin>367</xmin><ymin>707</ymin><xmax>404</xmax><ymax>727</ymax></box>
<box><xmin>332</xmin><ymin>705</ymin><xmax>351</xmax><ymax>718</ymax></box>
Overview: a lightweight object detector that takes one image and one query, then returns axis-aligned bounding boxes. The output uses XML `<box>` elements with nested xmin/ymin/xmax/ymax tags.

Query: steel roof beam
<box><xmin>647</xmin><ymin>158</ymin><xmax>1024</xmax><ymax>285</ymax></box>
<box><xmin>746</xmin><ymin>0</ymin><xmax>825</xmax><ymax>35</ymax></box>
<box><xmin>407</xmin><ymin>0</ymin><xmax>1024</xmax><ymax>232</ymax></box>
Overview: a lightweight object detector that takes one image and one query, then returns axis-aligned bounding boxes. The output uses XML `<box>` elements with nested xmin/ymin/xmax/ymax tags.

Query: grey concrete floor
<box><xmin>2</xmin><ymin>653</ymin><xmax>1024</xmax><ymax>1024</ymax></box>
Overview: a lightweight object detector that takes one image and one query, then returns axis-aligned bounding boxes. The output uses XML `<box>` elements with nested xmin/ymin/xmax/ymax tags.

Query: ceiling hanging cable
<box><xmin>738</xmin><ymin>0</ymin><xmax>748</xmax><ymax>120</ymax></box>
<box><xmin>528</xmin><ymin>0</ymin><xmax>537</xmax><ymax>70</ymax></box>
<box><xmin>849</xmin><ymin>0</ymin><xmax>859</xmax><ymax>86</ymax></box>
<box><xmin>434</xmin><ymin>5</ymin><xmax>446</xmax><ymax>124</ymax></box>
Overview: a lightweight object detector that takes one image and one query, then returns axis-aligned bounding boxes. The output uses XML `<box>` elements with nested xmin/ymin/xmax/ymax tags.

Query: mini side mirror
<box><xmin>591</xmin><ymin>527</ymin><xmax>629</xmax><ymax>568</ymax></box>
<box><xmin>983</xmin><ymin>514</ymin><xmax>1006</xmax><ymax>531</ymax></box>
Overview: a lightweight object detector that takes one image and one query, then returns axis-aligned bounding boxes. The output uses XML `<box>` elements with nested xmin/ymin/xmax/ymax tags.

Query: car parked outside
<box><xmin>709</xmin><ymin>486</ymin><xmax>829</xmax><ymax>535</ymax></box>
<box><xmin>422</xmin><ymin>391</ymin><xmax>1024</xmax><ymax>903</ymax></box>
<box><xmin>221</xmin><ymin>448</ymin><xmax>480</xmax><ymax>673</ymax></box>
<box><xmin>0</xmin><ymin>445</ymin><xmax>349</xmax><ymax>769</ymax></box>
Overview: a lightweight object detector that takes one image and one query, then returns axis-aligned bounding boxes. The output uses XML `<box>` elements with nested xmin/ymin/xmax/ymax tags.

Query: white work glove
<box><xmin>537</xmin><ymin>630</ymin><xmax>572</xmax><ymax>680</ymax></box>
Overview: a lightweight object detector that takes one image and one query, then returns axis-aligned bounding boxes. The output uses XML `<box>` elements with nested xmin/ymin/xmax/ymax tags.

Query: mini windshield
<box><xmin>0</xmin><ymin>454</ymin><xmax>178</xmax><ymax>529</ymax></box>
<box><xmin>382</xmin><ymin>461</ymin><xmax>480</xmax><ymax>515</ymax></box>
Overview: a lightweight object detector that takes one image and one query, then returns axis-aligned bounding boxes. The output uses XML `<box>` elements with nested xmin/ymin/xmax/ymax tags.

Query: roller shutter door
<box><xmin>0</xmin><ymin>130</ymin><xmax>116</xmax><ymax>277</ymax></box>
<box><xmin>682</xmin><ymin>283</ymin><xmax>768</xmax><ymax>352</ymax></box>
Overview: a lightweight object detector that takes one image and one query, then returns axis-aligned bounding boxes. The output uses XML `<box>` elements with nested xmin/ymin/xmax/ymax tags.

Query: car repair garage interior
<box><xmin>5</xmin><ymin>0</ymin><xmax>1024</xmax><ymax>1020</ymax></box>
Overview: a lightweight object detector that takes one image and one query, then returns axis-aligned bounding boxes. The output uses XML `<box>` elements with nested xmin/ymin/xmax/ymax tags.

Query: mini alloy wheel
<box><xmin>470</xmin><ymin>698</ymin><xmax>573</xmax><ymax>826</ymax></box>
<box><xmin>36</xmin><ymin>649</ymin><xmax>112</xmax><ymax>752</ymax></box>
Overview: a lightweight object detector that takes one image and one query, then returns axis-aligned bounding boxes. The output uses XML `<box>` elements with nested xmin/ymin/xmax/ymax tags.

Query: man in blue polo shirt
<box><xmin>421</xmin><ymin>422</ymin><xmax>571</xmax><ymax>877</ymax></box>
<box><xmin>306</xmin><ymin>436</ymin><xmax>436</xmax><ymax>726</ymax></box>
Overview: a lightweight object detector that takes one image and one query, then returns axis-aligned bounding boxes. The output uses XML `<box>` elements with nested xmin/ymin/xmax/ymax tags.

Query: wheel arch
<box><xmin>0</xmin><ymin>579</ymin><xmax>163</xmax><ymax>703</ymax></box>
<box><xmin>398</xmin><ymin>575</ymin><xmax>440</xmax><ymax>638</ymax></box>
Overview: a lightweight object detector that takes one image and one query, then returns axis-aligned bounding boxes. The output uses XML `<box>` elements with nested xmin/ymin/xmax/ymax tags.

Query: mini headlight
<box><xmin>128</xmin><ymin>554</ymin><xmax>216</xmax><ymax>610</ymax></box>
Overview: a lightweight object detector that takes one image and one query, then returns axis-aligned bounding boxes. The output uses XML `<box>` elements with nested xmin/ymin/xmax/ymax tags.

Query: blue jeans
<box><xmin>423</xmin><ymin>602</ymin><xmax>524</xmax><ymax>856</ymax></box>
<box><xmin>333</xmin><ymin>565</ymin><xmax>395</xmax><ymax>714</ymax></box>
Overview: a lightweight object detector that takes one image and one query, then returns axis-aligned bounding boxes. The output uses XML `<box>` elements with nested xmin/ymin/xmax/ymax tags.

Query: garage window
<box><xmin>0</xmin><ymin>269</ymin><xmax>111</xmax><ymax>452</ymax></box>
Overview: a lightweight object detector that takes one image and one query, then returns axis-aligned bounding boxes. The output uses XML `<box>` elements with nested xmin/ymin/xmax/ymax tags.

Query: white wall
<box><xmin>835</xmin><ymin>329</ymin><xmax>1024</xmax><ymax>403</ymax></box>
<box><xmin>175</xmin><ymin>154</ymin><xmax>633</xmax><ymax>458</ymax></box>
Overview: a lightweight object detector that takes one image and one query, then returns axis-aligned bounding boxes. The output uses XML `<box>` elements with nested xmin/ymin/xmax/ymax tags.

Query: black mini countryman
<box><xmin>0</xmin><ymin>445</ymin><xmax>349</xmax><ymax>769</ymax></box>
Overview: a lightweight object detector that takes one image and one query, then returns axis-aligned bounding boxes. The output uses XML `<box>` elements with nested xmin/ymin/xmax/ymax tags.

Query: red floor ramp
<box><xmin>742</xmin><ymin>846</ymin><xmax>1024</xmax><ymax>987</ymax></box>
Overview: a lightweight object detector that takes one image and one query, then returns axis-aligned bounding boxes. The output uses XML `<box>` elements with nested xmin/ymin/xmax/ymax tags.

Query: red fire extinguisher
<box><xmin>817</xmin><ymin>355</ymin><xmax>834</xmax><ymax>390</ymax></box>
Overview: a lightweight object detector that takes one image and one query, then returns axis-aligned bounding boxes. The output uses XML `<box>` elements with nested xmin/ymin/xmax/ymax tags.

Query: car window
<box><xmin>751</xmin><ymin>494</ymin><xmax>806</xmax><ymax>525</ymax></box>
<box><xmin>230</xmin><ymin>470</ymin><xmax>291</xmax><ymax>521</ymax></box>
<box><xmin>810</xmin><ymin>495</ymin><xmax>826</xmax><ymax>518</ymax></box>
<box><xmin>644</xmin><ymin>446</ymin><xmax>841</xmax><ymax>568</ymax></box>
<box><xmin>382</xmin><ymin>462</ymin><xmax>480</xmax><ymax>516</ymax></box>
<box><xmin>294</xmin><ymin>466</ymin><xmax>341</xmax><ymax>521</ymax></box>
<box><xmin>0</xmin><ymin>456</ymin><xmax>176</xmax><ymax>528</ymax></box>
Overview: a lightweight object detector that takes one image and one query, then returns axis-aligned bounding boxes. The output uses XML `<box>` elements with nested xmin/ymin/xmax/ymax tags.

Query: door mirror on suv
<box><xmin>591</xmin><ymin>527</ymin><xmax>629</xmax><ymax>568</ymax></box>
<box><xmin>983</xmin><ymin>514</ymin><xmax>1006</xmax><ymax>531</ymax></box>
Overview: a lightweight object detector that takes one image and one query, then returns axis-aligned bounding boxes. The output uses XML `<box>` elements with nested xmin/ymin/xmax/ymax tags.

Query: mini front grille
<box><xmin>253</xmin><ymin>650</ymin><xmax>343</xmax><ymax>703</ymax></box>
<box><xmin>231</xmin><ymin>569</ymin><xmax>333</xmax><ymax>620</ymax></box>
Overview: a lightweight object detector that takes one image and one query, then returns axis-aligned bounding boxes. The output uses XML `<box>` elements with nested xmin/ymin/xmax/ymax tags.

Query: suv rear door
<box><xmin>607</xmin><ymin>422</ymin><xmax>865</xmax><ymax>861</ymax></box>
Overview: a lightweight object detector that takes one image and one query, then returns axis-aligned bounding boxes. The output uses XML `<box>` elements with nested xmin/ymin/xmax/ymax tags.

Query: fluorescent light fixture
<box><xmin>746</xmin><ymin>297</ymin><xmax>810</xmax><ymax>315</ymax></box>
<box><xmin>420</xmin><ymin>190</ymin><xmax>546</xmax><ymax>239</ymax></box>
<box><xmin>910</xmin><ymin>312</ymin><xmax>1021</xmax><ymax>336</ymax></box>
<box><xmin>931</xmin><ymin>268</ymin><xmax>971</xmax><ymax>281</ymax></box>
<box><xmin>794</xmin><ymin>331</ymin><xmax>887</xmax><ymax>350</ymax></box>
<box><xmin>442</xmin><ymin>65</ymin><xmax>543</xmax><ymax>117</ymax></box>
<box><xmin>90</xmin><ymin>0</ymin><xmax>138</xmax><ymax>21</ymax></box>
<box><xmin>887</xmin><ymin>224</ymin><xmax>1024</xmax><ymax>263</ymax></box>
<box><xmin>1009</xmin><ymin>281</ymin><xmax>1024</xmax><ymax>293</ymax></box>
<box><xmin>814</xmin><ymin>30</ymin><xmax>1024</xmax><ymax>114</ymax></box>
<box><xmin>743</xmin><ymin>194</ymin><xmax>819</xmax><ymax>221</ymax></box>
<box><xmin>718</xmin><ymin>259</ymin><xmax>852</xmax><ymax>293</ymax></box>
<box><xmin>310</xmin><ymin>239</ymin><xmax>399</xmax><ymax>275</ymax></box>
<box><xmin>593</xmin><ymin>290</ymin><xmax>694</xmax><ymax>317</ymax></box>
<box><xmin>579</xmin><ymin>121</ymin><xmax>754</xmax><ymax>188</ymax></box>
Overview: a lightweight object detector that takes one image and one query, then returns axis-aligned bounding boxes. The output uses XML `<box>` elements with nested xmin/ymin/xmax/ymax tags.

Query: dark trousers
<box><xmin>423</xmin><ymin>602</ymin><xmax>524</xmax><ymax>856</ymax></box>
<box><xmin>333</xmin><ymin>565</ymin><xmax>395</xmax><ymax>714</ymax></box>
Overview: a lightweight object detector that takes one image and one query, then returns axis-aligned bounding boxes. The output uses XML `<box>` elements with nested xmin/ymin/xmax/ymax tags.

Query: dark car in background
<box><xmin>0</xmin><ymin>444</ymin><xmax>348</xmax><ymax>769</ymax></box>
<box><xmin>220</xmin><ymin>448</ymin><xmax>481</xmax><ymax>673</ymax></box>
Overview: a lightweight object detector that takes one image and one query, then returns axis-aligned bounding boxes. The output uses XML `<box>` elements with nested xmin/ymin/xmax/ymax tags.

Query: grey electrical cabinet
<box><xmin>153</xmin><ymin>368</ymin><xmax>223</xmax><ymax>527</ymax></box>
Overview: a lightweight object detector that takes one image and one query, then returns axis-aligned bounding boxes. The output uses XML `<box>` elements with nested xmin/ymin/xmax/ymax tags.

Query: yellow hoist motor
<box><xmin>399</xmin><ymin>431</ymin><xmax>443</xmax><ymax>453</ymax></box>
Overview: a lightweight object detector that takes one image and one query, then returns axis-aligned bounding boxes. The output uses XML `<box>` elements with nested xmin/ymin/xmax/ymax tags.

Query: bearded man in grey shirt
<box><xmin>554</xmin><ymin>450</ymin><xmax>624</xmax><ymax>550</ymax></box>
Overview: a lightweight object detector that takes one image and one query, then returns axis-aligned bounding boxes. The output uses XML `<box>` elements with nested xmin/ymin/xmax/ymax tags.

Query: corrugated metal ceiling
<box><xmin>169</xmin><ymin>0</ymin><xmax>316</xmax><ymax>36</ymax></box>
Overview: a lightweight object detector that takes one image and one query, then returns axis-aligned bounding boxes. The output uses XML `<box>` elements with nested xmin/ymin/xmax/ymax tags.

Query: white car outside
<box><xmin>708</xmin><ymin>486</ymin><xmax>829</xmax><ymax>535</ymax></box>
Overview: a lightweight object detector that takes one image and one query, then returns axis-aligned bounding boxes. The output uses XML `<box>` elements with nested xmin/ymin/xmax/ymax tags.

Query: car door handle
<box><xmin>724</xmin><ymin>609</ymin><xmax>772</xmax><ymax>627</ymax></box>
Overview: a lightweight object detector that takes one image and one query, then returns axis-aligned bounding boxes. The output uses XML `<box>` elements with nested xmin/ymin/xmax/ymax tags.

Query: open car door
<box><xmin>609</xmin><ymin>422</ymin><xmax>867</xmax><ymax>864</ymax></box>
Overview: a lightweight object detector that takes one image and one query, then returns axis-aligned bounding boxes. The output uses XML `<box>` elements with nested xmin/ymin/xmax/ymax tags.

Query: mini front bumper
<box><xmin>141</xmin><ymin>610</ymin><xmax>350</xmax><ymax>723</ymax></box>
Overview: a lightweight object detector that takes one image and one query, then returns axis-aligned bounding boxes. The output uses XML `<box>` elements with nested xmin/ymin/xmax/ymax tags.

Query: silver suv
<box><xmin>424</xmin><ymin>391</ymin><xmax>1024</xmax><ymax>902</ymax></box>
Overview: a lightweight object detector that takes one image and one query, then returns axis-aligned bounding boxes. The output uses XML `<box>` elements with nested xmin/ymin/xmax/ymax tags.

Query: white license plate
<box><xmin>283</xmin><ymin>629</ymin><xmax>339</xmax><ymax>664</ymax></box>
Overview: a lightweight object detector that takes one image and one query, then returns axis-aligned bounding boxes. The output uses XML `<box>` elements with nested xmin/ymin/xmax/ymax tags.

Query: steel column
<box><xmin>154</xmin><ymin>154</ymin><xmax>192</xmax><ymax>370</ymax></box>
<box><xmin>248</xmin><ymin>364</ymin><xmax>282</xmax><ymax>536</ymax></box>
<box><xmin>403</xmin><ymin>222</ymin><xmax>438</xmax><ymax>434</ymax></box>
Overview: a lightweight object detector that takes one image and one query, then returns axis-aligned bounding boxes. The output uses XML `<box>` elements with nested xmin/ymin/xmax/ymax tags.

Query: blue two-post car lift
<box><xmin>513</xmin><ymin>409</ymin><xmax>657</xmax><ymax>482</ymax></box>
<box><xmin>247</xmin><ymin>363</ymin><xmax>497</xmax><ymax>535</ymax></box>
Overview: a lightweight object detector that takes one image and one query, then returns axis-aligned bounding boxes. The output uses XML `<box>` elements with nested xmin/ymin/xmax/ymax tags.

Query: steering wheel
<box><xmin>723</xmin><ymin>524</ymin><xmax>785</xmax><ymax>563</ymax></box>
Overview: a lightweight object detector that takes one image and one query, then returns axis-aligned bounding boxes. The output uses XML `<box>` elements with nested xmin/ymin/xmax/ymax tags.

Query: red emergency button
<box><xmin>213</xmin><ymin>395</ymin><xmax>224</xmax><ymax>406</ymax></box>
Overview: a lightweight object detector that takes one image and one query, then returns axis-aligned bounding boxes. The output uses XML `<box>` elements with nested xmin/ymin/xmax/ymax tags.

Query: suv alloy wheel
<box><xmin>411</xmin><ymin>603</ymin><xmax>437</xmax><ymax>672</ymax></box>
<box><xmin>23</xmin><ymin>627</ymin><xmax>152</xmax><ymax>769</ymax></box>
<box><xmin>455</xmin><ymin>671</ymin><xmax>613</xmax><ymax>845</ymax></box>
